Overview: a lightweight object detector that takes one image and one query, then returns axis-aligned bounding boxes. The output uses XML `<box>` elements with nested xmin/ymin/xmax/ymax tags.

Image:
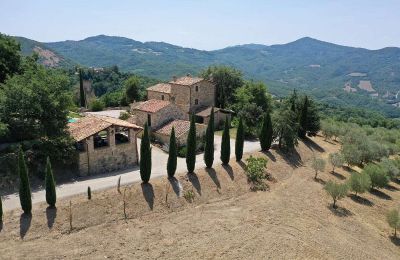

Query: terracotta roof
<box><xmin>147</xmin><ymin>83</ymin><xmax>171</xmax><ymax>93</ymax></box>
<box><xmin>68</xmin><ymin>115</ymin><xmax>142</xmax><ymax>142</ymax></box>
<box><xmin>132</xmin><ymin>99</ymin><xmax>171</xmax><ymax>113</ymax></box>
<box><xmin>155</xmin><ymin>120</ymin><xmax>193</xmax><ymax>137</ymax></box>
<box><xmin>195</xmin><ymin>107</ymin><xmax>221</xmax><ymax>117</ymax></box>
<box><xmin>169</xmin><ymin>76</ymin><xmax>204</xmax><ymax>86</ymax></box>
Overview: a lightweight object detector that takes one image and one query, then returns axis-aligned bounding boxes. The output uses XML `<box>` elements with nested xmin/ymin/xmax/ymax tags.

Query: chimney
<box><xmin>172</xmin><ymin>75</ymin><xmax>177</xmax><ymax>82</ymax></box>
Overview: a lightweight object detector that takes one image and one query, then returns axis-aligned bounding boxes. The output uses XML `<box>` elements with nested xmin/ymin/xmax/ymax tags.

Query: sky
<box><xmin>0</xmin><ymin>0</ymin><xmax>399</xmax><ymax>50</ymax></box>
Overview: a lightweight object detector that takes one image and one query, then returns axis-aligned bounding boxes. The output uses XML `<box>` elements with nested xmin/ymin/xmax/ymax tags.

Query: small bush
<box><xmin>89</xmin><ymin>99</ymin><xmax>105</xmax><ymax>112</ymax></box>
<box><xmin>119</xmin><ymin>111</ymin><xmax>130</xmax><ymax>120</ymax></box>
<box><xmin>324</xmin><ymin>180</ymin><xmax>348</xmax><ymax>208</ymax></box>
<box><xmin>183</xmin><ymin>189</ymin><xmax>195</xmax><ymax>203</ymax></box>
<box><xmin>177</xmin><ymin>146</ymin><xmax>187</xmax><ymax>158</ymax></box>
<box><xmin>387</xmin><ymin>209</ymin><xmax>400</xmax><ymax>237</ymax></box>
<box><xmin>245</xmin><ymin>156</ymin><xmax>268</xmax><ymax>191</ymax></box>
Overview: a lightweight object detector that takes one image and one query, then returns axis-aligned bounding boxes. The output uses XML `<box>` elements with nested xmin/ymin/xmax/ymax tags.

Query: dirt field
<box><xmin>1</xmin><ymin>136</ymin><xmax>400</xmax><ymax>259</ymax></box>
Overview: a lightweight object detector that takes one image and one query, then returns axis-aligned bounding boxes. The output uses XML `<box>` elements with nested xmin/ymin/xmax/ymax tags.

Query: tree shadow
<box><xmin>206</xmin><ymin>168</ymin><xmax>221</xmax><ymax>189</ymax></box>
<box><xmin>46</xmin><ymin>206</ymin><xmax>57</xmax><ymax>229</ymax></box>
<box><xmin>19</xmin><ymin>213</ymin><xmax>32</xmax><ymax>239</ymax></box>
<box><xmin>187</xmin><ymin>172</ymin><xmax>202</xmax><ymax>196</ymax></box>
<box><xmin>168</xmin><ymin>177</ymin><xmax>183</xmax><ymax>197</ymax></box>
<box><xmin>349</xmin><ymin>194</ymin><xmax>374</xmax><ymax>207</ymax></box>
<box><xmin>275</xmin><ymin>149</ymin><xmax>302</xmax><ymax>168</ymax></box>
<box><xmin>0</xmin><ymin>221</ymin><xmax>3</xmax><ymax>232</ymax></box>
<box><xmin>141</xmin><ymin>183</ymin><xmax>154</xmax><ymax>210</ymax></box>
<box><xmin>261</xmin><ymin>150</ymin><xmax>276</xmax><ymax>162</ymax></box>
<box><xmin>222</xmin><ymin>165</ymin><xmax>234</xmax><ymax>180</ymax></box>
<box><xmin>342</xmin><ymin>166</ymin><xmax>357</xmax><ymax>174</ymax></box>
<box><xmin>314</xmin><ymin>178</ymin><xmax>326</xmax><ymax>185</ymax></box>
<box><xmin>331</xmin><ymin>171</ymin><xmax>346</xmax><ymax>180</ymax></box>
<box><xmin>237</xmin><ymin>161</ymin><xmax>246</xmax><ymax>170</ymax></box>
<box><xmin>392</xmin><ymin>178</ymin><xmax>400</xmax><ymax>185</ymax></box>
<box><xmin>370</xmin><ymin>189</ymin><xmax>392</xmax><ymax>200</ymax></box>
<box><xmin>303</xmin><ymin>137</ymin><xmax>325</xmax><ymax>152</ymax></box>
<box><xmin>390</xmin><ymin>235</ymin><xmax>400</xmax><ymax>246</ymax></box>
<box><xmin>385</xmin><ymin>183</ymin><xmax>399</xmax><ymax>192</ymax></box>
<box><xmin>327</xmin><ymin>205</ymin><xmax>353</xmax><ymax>217</ymax></box>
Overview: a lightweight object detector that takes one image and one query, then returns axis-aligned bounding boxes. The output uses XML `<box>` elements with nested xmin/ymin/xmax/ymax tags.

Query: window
<box><xmin>94</xmin><ymin>131</ymin><xmax>109</xmax><ymax>149</ymax></box>
<box><xmin>195</xmin><ymin>85</ymin><xmax>199</xmax><ymax>92</ymax></box>
<box><xmin>195</xmin><ymin>99</ymin><xmax>199</xmax><ymax>105</ymax></box>
<box><xmin>161</xmin><ymin>95</ymin><xmax>164</xmax><ymax>100</ymax></box>
<box><xmin>147</xmin><ymin>114</ymin><xmax>151</xmax><ymax>126</ymax></box>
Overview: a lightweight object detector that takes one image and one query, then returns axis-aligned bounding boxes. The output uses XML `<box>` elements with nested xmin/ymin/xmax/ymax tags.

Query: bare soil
<box><xmin>1</xmin><ymin>136</ymin><xmax>400</xmax><ymax>259</ymax></box>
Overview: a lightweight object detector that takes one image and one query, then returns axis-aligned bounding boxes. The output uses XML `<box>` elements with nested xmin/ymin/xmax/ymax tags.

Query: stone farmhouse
<box><xmin>131</xmin><ymin>74</ymin><xmax>231</xmax><ymax>145</ymax></box>
<box><xmin>68</xmin><ymin>115</ymin><xmax>142</xmax><ymax>176</ymax></box>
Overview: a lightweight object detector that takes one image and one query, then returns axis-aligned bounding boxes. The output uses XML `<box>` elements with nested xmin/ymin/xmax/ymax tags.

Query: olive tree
<box><xmin>311</xmin><ymin>157</ymin><xmax>326</xmax><ymax>179</ymax></box>
<box><xmin>329</xmin><ymin>152</ymin><xmax>344</xmax><ymax>173</ymax></box>
<box><xmin>324</xmin><ymin>180</ymin><xmax>349</xmax><ymax>209</ymax></box>
<box><xmin>387</xmin><ymin>209</ymin><xmax>400</xmax><ymax>237</ymax></box>
<box><xmin>348</xmin><ymin>172</ymin><xmax>371</xmax><ymax>196</ymax></box>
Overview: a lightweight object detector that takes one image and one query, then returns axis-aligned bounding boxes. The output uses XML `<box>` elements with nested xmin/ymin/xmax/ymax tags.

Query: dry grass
<box><xmin>1</xmin><ymin>136</ymin><xmax>400</xmax><ymax>259</ymax></box>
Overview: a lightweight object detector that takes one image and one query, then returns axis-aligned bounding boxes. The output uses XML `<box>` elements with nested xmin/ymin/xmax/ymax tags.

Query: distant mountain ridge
<box><xmin>12</xmin><ymin>34</ymin><xmax>400</xmax><ymax>116</ymax></box>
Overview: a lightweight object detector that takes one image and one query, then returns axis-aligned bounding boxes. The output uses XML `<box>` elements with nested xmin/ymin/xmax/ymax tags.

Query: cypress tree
<box><xmin>204</xmin><ymin>107</ymin><xmax>215</xmax><ymax>168</ymax></box>
<box><xmin>87</xmin><ymin>186</ymin><xmax>91</xmax><ymax>200</ymax></box>
<box><xmin>18</xmin><ymin>148</ymin><xmax>32</xmax><ymax>214</ymax></box>
<box><xmin>140</xmin><ymin>123</ymin><xmax>152</xmax><ymax>183</ymax></box>
<box><xmin>79</xmin><ymin>68</ymin><xmax>86</xmax><ymax>108</ymax></box>
<box><xmin>298</xmin><ymin>95</ymin><xmax>308</xmax><ymax>138</ymax></box>
<box><xmin>220</xmin><ymin>118</ymin><xmax>231</xmax><ymax>165</ymax></box>
<box><xmin>235</xmin><ymin>117</ymin><xmax>244</xmax><ymax>161</ymax></box>
<box><xmin>45</xmin><ymin>157</ymin><xmax>57</xmax><ymax>208</ymax></box>
<box><xmin>186</xmin><ymin>114</ymin><xmax>197</xmax><ymax>173</ymax></box>
<box><xmin>167</xmin><ymin>127</ymin><xmax>177</xmax><ymax>178</ymax></box>
<box><xmin>259</xmin><ymin>112</ymin><xmax>273</xmax><ymax>151</ymax></box>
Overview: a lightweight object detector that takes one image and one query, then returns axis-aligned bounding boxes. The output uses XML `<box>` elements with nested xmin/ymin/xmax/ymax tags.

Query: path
<box><xmin>3</xmin><ymin>136</ymin><xmax>259</xmax><ymax>211</ymax></box>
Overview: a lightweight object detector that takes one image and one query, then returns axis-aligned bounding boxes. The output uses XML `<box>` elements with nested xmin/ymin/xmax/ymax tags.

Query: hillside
<box><xmin>14</xmin><ymin>35</ymin><xmax>400</xmax><ymax>117</ymax></box>
<box><xmin>1</xmin><ymin>136</ymin><xmax>400</xmax><ymax>259</ymax></box>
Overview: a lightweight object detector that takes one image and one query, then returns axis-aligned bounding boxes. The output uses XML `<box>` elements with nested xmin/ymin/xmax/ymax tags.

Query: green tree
<box><xmin>311</xmin><ymin>157</ymin><xmax>326</xmax><ymax>179</ymax></box>
<box><xmin>348</xmin><ymin>172</ymin><xmax>371</xmax><ymax>196</ymax></box>
<box><xmin>140</xmin><ymin>123</ymin><xmax>152</xmax><ymax>183</ymax></box>
<box><xmin>235</xmin><ymin>117</ymin><xmax>244</xmax><ymax>161</ymax></box>
<box><xmin>341</xmin><ymin>144</ymin><xmax>362</xmax><ymax>166</ymax></box>
<box><xmin>298</xmin><ymin>95</ymin><xmax>308</xmax><ymax>138</ymax></box>
<box><xmin>186</xmin><ymin>114</ymin><xmax>196</xmax><ymax>173</ymax></box>
<box><xmin>324</xmin><ymin>180</ymin><xmax>348</xmax><ymax>209</ymax></box>
<box><xmin>272</xmin><ymin>107</ymin><xmax>299</xmax><ymax>151</ymax></box>
<box><xmin>0</xmin><ymin>33</ymin><xmax>21</xmax><ymax>83</ymax></box>
<box><xmin>167</xmin><ymin>127</ymin><xmax>177</xmax><ymax>178</ymax></box>
<box><xmin>379</xmin><ymin>158</ymin><xmax>400</xmax><ymax>180</ymax></box>
<box><xmin>204</xmin><ymin>108</ymin><xmax>215</xmax><ymax>168</ymax></box>
<box><xmin>125</xmin><ymin>76</ymin><xmax>141</xmax><ymax>104</ymax></box>
<box><xmin>387</xmin><ymin>209</ymin><xmax>400</xmax><ymax>237</ymax></box>
<box><xmin>363</xmin><ymin>164</ymin><xmax>389</xmax><ymax>190</ymax></box>
<box><xmin>79</xmin><ymin>68</ymin><xmax>86</xmax><ymax>108</ymax></box>
<box><xmin>201</xmin><ymin>66</ymin><xmax>244</xmax><ymax>108</ymax></box>
<box><xmin>259</xmin><ymin>112</ymin><xmax>273</xmax><ymax>151</ymax></box>
<box><xmin>89</xmin><ymin>98</ymin><xmax>105</xmax><ymax>111</ymax></box>
<box><xmin>18</xmin><ymin>148</ymin><xmax>32</xmax><ymax>214</ymax></box>
<box><xmin>0</xmin><ymin>196</ymin><xmax>3</xmax><ymax>221</ymax></box>
<box><xmin>329</xmin><ymin>152</ymin><xmax>344</xmax><ymax>173</ymax></box>
<box><xmin>87</xmin><ymin>186</ymin><xmax>92</xmax><ymax>200</ymax></box>
<box><xmin>221</xmin><ymin>118</ymin><xmax>231</xmax><ymax>165</ymax></box>
<box><xmin>45</xmin><ymin>157</ymin><xmax>57</xmax><ymax>208</ymax></box>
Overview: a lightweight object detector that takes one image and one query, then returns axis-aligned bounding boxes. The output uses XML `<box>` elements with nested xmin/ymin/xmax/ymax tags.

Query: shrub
<box><xmin>177</xmin><ymin>146</ymin><xmax>187</xmax><ymax>158</ymax></box>
<box><xmin>324</xmin><ymin>180</ymin><xmax>348</xmax><ymax>208</ymax></box>
<box><xmin>45</xmin><ymin>157</ymin><xmax>57</xmax><ymax>207</ymax></box>
<box><xmin>167</xmin><ymin>127</ymin><xmax>177</xmax><ymax>178</ymax></box>
<box><xmin>89</xmin><ymin>98</ymin><xmax>105</xmax><ymax>112</ymax></box>
<box><xmin>18</xmin><ymin>148</ymin><xmax>32</xmax><ymax>214</ymax></box>
<box><xmin>204</xmin><ymin>107</ymin><xmax>215</xmax><ymax>168</ymax></box>
<box><xmin>363</xmin><ymin>164</ymin><xmax>389</xmax><ymax>189</ymax></box>
<box><xmin>183</xmin><ymin>189</ymin><xmax>195</xmax><ymax>203</ymax></box>
<box><xmin>387</xmin><ymin>209</ymin><xmax>400</xmax><ymax>237</ymax></box>
<box><xmin>329</xmin><ymin>152</ymin><xmax>344</xmax><ymax>173</ymax></box>
<box><xmin>220</xmin><ymin>118</ymin><xmax>231</xmax><ymax>165</ymax></box>
<box><xmin>119</xmin><ymin>111</ymin><xmax>130</xmax><ymax>120</ymax></box>
<box><xmin>245</xmin><ymin>156</ymin><xmax>268</xmax><ymax>191</ymax></box>
<box><xmin>235</xmin><ymin>117</ymin><xmax>244</xmax><ymax>161</ymax></box>
<box><xmin>311</xmin><ymin>157</ymin><xmax>326</xmax><ymax>179</ymax></box>
<box><xmin>348</xmin><ymin>172</ymin><xmax>371</xmax><ymax>196</ymax></box>
<box><xmin>140</xmin><ymin>123</ymin><xmax>152</xmax><ymax>183</ymax></box>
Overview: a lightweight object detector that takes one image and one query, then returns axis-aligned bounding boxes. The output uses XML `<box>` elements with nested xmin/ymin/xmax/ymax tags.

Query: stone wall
<box><xmin>170</xmin><ymin>84</ymin><xmax>191</xmax><ymax>115</ymax></box>
<box><xmin>189</xmin><ymin>80</ymin><xmax>216</xmax><ymax>113</ymax></box>
<box><xmin>147</xmin><ymin>90</ymin><xmax>171</xmax><ymax>101</ymax></box>
<box><xmin>203</xmin><ymin>110</ymin><xmax>231</xmax><ymax>130</ymax></box>
<box><xmin>133</xmin><ymin>103</ymin><xmax>185</xmax><ymax>130</ymax></box>
<box><xmin>153</xmin><ymin>123</ymin><xmax>207</xmax><ymax>147</ymax></box>
<box><xmin>77</xmin><ymin>127</ymin><xmax>139</xmax><ymax>176</ymax></box>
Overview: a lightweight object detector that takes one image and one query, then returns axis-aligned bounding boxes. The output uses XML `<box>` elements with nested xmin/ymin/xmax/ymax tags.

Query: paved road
<box><xmin>3</xmin><ymin>136</ymin><xmax>260</xmax><ymax>211</ymax></box>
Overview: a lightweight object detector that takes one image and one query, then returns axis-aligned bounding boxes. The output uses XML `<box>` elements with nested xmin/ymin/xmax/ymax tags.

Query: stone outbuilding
<box><xmin>153</xmin><ymin>119</ymin><xmax>207</xmax><ymax>147</ymax></box>
<box><xmin>68</xmin><ymin>115</ymin><xmax>142</xmax><ymax>176</ymax></box>
<box><xmin>195</xmin><ymin>107</ymin><xmax>233</xmax><ymax>129</ymax></box>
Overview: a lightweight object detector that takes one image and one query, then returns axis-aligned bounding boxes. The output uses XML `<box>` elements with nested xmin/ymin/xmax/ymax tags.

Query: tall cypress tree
<box><xmin>18</xmin><ymin>148</ymin><xmax>32</xmax><ymax>214</ymax></box>
<box><xmin>220</xmin><ymin>118</ymin><xmax>231</xmax><ymax>165</ymax></box>
<box><xmin>45</xmin><ymin>157</ymin><xmax>57</xmax><ymax>208</ymax></box>
<box><xmin>186</xmin><ymin>114</ymin><xmax>197</xmax><ymax>173</ymax></box>
<box><xmin>167</xmin><ymin>127</ymin><xmax>177</xmax><ymax>178</ymax></box>
<box><xmin>140</xmin><ymin>123</ymin><xmax>152</xmax><ymax>183</ymax></box>
<box><xmin>204</xmin><ymin>107</ymin><xmax>215</xmax><ymax>168</ymax></box>
<box><xmin>259</xmin><ymin>112</ymin><xmax>273</xmax><ymax>151</ymax></box>
<box><xmin>235</xmin><ymin>117</ymin><xmax>244</xmax><ymax>161</ymax></box>
<box><xmin>298</xmin><ymin>95</ymin><xmax>308</xmax><ymax>138</ymax></box>
<box><xmin>79</xmin><ymin>68</ymin><xmax>86</xmax><ymax>108</ymax></box>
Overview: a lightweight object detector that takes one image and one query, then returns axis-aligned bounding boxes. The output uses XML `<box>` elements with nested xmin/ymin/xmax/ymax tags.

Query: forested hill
<box><xmin>13</xmin><ymin>34</ymin><xmax>400</xmax><ymax>117</ymax></box>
